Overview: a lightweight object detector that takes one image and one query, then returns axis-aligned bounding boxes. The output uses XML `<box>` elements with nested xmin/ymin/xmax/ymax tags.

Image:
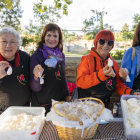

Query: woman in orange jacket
<box><xmin>76</xmin><ymin>29</ymin><xmax>140</xmax><ymax>107</ymax></box>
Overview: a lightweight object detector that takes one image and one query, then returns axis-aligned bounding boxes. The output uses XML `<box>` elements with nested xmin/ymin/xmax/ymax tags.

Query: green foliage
<box><xmin>25</xmin><ymin>1</ymin><xmax>63</xmax><ymax>47</ymax></box>
<box><xmin>110</xmin><ymin>49</ymin><xmax>126</xmax><ymax>60</ymax></box>
<box><xmin>25</xmin><ymin>0</ymin><xmax>73</xmax><ymax>46</ymax></box>
<box><xmin>62</xmin><ymin>30</ymin><xmax>78</xmax><ymax>42</ymax></box>
<box><xmin>84</xmin><ymin>33</ymin><xmax>93</xmax><ymax>40</ymax></box>
<box><xmin>33</xmin><ymin>0</ymin><xmax>73</xmax><ymax>17</ymax></box>
<box><xmin>0</xmin><ymin>0</ymin><xmax>23</xmax><ymax>31</ymax></box>
<box><xmin>23</xmin><ymin>0</ymin><xmax>73</xmax><ymax>48</ymax></box>
<box><xmin>64</xmin><ymin>52</ymin><xmax>82</xmax><ymax>56</ymax></box>
<box><xmin>0</xmin><ymin>0</ymin><xmax>13</xmax><ymax>11</ymax></box>
<box><xmin>116</xmin><ymin>33</ymin><xmax>123</xmax><ymax>41</ymax></box>
<box><xmin>121</xmin><ymin>23</ymin><xmax>133</xmax><ymax>41</ymax></box>
<box><xmin>24</xmin><ymin>20</ymin><xmax>42</xmax><ymax>45</ymax></box>
<box><xmin>82</xmin><ymin>8</ymin><xmax>114</xmax><ymax>40</ymax></box>
<box><xmin>29</xmin><ymin>49</ymin><xmax>35</xmax><ymax>56</ymax></box>
<box><xmin>132</xmin><ymin>14</ymin><xmax>140</xmax><ymax>31</ymax></box>
<box><xmin>54</xmin><ymin>0</ymin><xmax>73</xmax><ymax>15</ymax></box>
<box><xmin>33</xmin><ymin>2</ymin><xmax>61</xmax><ymax>25</ymax></box>
<box><xmin>22</xmin><ymin>35</ymin><xmax>35</xmax><ymax>48</ymax></box>
<box><xmin>65</xmin><ymin>49</ymin><xmax>126</xmax><ymax>59</ymax></box>
<box><xmin>83</xmin><ymin>50</ymin><xmax>90</xmax><ymax>55</ymax></box>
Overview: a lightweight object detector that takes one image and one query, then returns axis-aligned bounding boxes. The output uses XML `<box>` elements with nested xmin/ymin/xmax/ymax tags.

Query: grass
<box><xmin>64</xmin><ymin>52</ymin><xmax>83</xmax><ymax>56</ymax></box>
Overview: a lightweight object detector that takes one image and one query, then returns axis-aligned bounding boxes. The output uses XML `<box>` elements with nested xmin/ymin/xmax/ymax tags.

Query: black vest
<box><xmin>0</xmin><ymin>50</ymin><xmax>31</xmax><ymax>114</ymax></box>
<box><xmin>32</xmin><ymin>60</ymin><xmax>67</xmax><ymax>114</ymax></box>
<box><xmin>132</xmin><ymin>71</ymin><xmax>140</xmax><ymax>90</ymax></box>
<box><xmin>78</xmin><ymin>57</ymin><xmax>116</xmax><ymax>107</ymax></box>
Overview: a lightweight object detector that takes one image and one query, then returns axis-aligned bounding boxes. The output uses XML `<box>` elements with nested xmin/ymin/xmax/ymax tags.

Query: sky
<box><xmin>20</xmin><ymin>0</ymin><xmax>140</xmax><ymax>33</ymax></box>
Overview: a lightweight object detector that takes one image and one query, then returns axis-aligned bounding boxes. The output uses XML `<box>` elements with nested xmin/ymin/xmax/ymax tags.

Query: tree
<box><xmin>23</xmin><ymin>0</ymin><xmax>73</xmax><ymax>51</ymax></box>
<box><xmin>84</xmin><ymin>33</ymin><xmax>93</xmax><ymax>40</ymax></box>
<box><xmin>132</xmin><ymin>14</ymin><xmax>140</xmax><ymax>31</ymax></box>
<box><xmin>54</xmin><ymin>0</ymin><xmax>73</xmax><ymax>15</ymax></box>
<box><xmin>83</xmin><ymin>9</ymin><xmax>114</xmax><ymax>40</ymax></box>
<box><xmin>25</xmin><ymin>2</ymin><xmax>62</xmax><ymax>44</ymax></box>
<box><xmin>0</xmin><ymin>0</ymin><xmax>23</xmax><ymax>31</ymax></box>
<box><xmin>33</xmin><ymin>2</ymin><xmax>61</xmax><ymax>25</ymax></box>
<box><xmin>62</xmin><ymin>30</ymin><xmax>78</xmax><ymax>42</ymax></box>
<box><xmin>0</xmin><ymin>0</ymin><xmax>12</xmax><ymax>11</ymax></box>
<box><xmin>25</xmin><ymin>0</ymin><xmax>73</xmax><ymax>33</ymax></box>
<box><xmin>121</xmin><ymin>23</ymin><xmax>133</xmax><ymax>41</ymax></box>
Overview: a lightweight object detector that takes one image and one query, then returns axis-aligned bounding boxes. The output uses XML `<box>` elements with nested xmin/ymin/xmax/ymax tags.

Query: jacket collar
<box><xmin>90</xmin><ymin>47</ymin><xmax>111</xmax><ymax>61</ymax></box>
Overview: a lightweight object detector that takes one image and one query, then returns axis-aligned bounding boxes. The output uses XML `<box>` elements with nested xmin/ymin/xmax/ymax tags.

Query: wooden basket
<box><xmin>53</xmin><ymin>97</ymin><xmax>105</xmax><ymax>140</ymax></box>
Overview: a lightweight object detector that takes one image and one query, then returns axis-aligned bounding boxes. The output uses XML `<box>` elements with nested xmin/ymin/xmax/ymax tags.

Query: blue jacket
<box><xmin>121</xmin><ymin>47</ymin><xmax>137</xmax><ymax>88</ymax></box>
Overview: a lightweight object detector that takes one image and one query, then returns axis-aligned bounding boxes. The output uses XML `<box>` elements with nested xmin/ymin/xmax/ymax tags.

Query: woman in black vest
<box><xmin>76</xmin><ymin>30</ymin><xmax>140</xmax><ymax>108</ymax></box>
<box><xmin>0</xmin><ymin>26</ymin><xmax>31</xmax><ymax>114</ymax></box>
<box><xmin>30</xmin><ymin>23</ymin><xmax>70</xmax><ymax>115</ymax></box>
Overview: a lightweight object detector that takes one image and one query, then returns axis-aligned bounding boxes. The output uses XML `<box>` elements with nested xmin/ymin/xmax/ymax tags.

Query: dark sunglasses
<box><xmin>98</xmin><ymin>39</ymin><xmax>114</xmax><ymax>47</ymax></box>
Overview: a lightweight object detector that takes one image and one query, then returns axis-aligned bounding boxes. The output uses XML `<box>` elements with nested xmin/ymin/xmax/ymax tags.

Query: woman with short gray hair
<box><xmin>0</xmin><ymin>26</ymin><xmax>31</xmax><ymax>114</ymax></box>
<box><xmin>0</xmin><ymin>26</ymin><xmax>22</xmax><ymax>49</ymax></box>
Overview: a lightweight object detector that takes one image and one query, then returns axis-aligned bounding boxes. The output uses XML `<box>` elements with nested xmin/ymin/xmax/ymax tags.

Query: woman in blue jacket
<box><xmin>119</xmin><ymin>21</ymin><xmax>140</xmax><ymax>92</ymax></box>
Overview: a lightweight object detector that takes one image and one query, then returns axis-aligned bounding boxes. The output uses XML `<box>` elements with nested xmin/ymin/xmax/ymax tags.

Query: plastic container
<box><xmin>121</xmin><ymin>95</ymin><xmax>140</xmax><ymax>139</ymax></box>
<box><xmin>0</xmin><ymin>106</ymin><xmax>45</xmax><ymax>140</ymax></box>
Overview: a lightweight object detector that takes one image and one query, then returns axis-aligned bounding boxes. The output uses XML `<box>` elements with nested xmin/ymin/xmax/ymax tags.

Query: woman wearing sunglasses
<box><xmin>76</xmin><ymin>29</ymin><xmax>140</xmax><ymax>108</ymax></box>
<box><xmin>119</xmin><ymin>22</ymin><xmax>140</xmax><ymax>92</ymax></box>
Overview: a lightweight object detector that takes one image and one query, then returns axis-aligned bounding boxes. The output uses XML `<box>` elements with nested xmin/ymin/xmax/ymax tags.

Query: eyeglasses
<box><xmin>0</xmin><ymin>41</ymin><xmax>17</xmax><ymax>47</ymax></box>
<box><xmin>98</xmin><ymin>39</ymin><xmax>114</xmax><ymax>47</ymax></box>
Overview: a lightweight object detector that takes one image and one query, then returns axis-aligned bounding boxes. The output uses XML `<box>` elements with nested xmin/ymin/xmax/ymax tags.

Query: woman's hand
<box><xmin>65</xmin><ymin>96</ymin><xmax>71</xmax><ymax>102</ymax></box>
<box><xmin>103</xmin><ymin>65</ymin><xmax>116</xmax><ymax>77</ymax></box>
<box><xmin>119</xmin><ymin>68</ymin><xmax>128</xmax><ymax>81</ymax></box>
<box><xmin>33</xmin><ymin>64</ymin><xmax>44</xmax><ymax>78</ymax></box>
<box><xmin>133</xmin><ymin>92</ymin><xmax>140</xmax><ymax>95</ymax></box>
<box><xmin>0</xmin><ymin>61</ymin><xmax>10</xmax><ymax>79</ymax></box>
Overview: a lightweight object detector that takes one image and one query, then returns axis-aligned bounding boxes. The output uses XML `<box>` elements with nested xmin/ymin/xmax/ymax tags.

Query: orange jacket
<box><xmin>76</xmin><ymin>48</ymin><xmax>132</xmax><ymax>95</ymax></box>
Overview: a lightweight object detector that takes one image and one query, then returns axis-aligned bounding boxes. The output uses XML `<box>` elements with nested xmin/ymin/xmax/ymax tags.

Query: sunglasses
<box><xmin>98</xmin><ymin>39</ymin><xmax>114</xmax><ymax>47</ymax></box>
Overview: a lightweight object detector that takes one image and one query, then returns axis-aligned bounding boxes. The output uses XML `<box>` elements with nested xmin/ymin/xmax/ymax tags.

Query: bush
<box><xmin>110</xmin><ymin>49</ymin><xmax>126</xmax><ymax>60</ymax></box>
<box><xmin>22</xmin><ymin>35</ymin><xmax>34</xmax><ymax>48</ymax></box>
<box><xmin>83</xmin><ymin>49</ymin><xmax>126</xmax><ymax>60</ymax></box>
<box><xmin>29</xmin><ymin>49</ymin><xmax>35</xmax><ymax>56</ymax></box>
<box><xmin>83</xmin><ymin>50</ymin><xmax>90</xmax><ymax>55</ymax></box>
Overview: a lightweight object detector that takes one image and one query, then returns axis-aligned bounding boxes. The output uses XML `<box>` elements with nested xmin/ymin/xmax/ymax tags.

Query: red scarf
<box><xmin>0</xmin><ymin>51</ymin><xmax>20</xmax><ymax>67</ymax></box>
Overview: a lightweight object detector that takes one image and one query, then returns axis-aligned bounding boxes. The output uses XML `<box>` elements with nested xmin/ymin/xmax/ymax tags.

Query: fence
<box><xmin>21</xmin><ymin>30</ymin><xmax>134</xmax><ymax>55</ymax></box>
<box><xmin>62</xmin><ymin>29</ymin><xmax>134</xmax><ymax>54</ymax></box>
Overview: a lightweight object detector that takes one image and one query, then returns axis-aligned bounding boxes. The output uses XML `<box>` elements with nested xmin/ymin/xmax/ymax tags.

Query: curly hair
<box><xmin>94</xmin><ymin>29</ymin><xmax>115</xmax><ymax>49</ymax></box>
<box><xmin>36</xmin><ymin>23</ymin><xmax>63</xmax><ymax>52</ymax></box>
<box><xmin>132</xmin><ymin>22</ymin><xmax>140</xmax><ymax>47</ymax></box>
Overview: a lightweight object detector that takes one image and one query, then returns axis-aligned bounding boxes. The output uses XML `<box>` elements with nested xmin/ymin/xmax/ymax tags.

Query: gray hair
<box><xmin>0</xmin><ymin>26</ymin><xmax>22</xmax><ymax>50</ymax></box>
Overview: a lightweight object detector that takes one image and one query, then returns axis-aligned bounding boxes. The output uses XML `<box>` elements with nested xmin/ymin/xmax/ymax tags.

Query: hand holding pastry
<box><xmin>33</xmin><ymin>64</ymin><xmax>44</xmax><ymax>78</ymax></box>
<box><xmin>103</xmin><ymin>65</ymin><xmax>116</xmax><ymax>77</ymax></box>
<box><xmin>119</xmin><ymin>68</ymin><xmax>130</xmax><ymax>81</ymax></box>
<box><xmin>0</xmin><ymin>61</ymin><xmax>11</xmax><ymax>79</ymax></box>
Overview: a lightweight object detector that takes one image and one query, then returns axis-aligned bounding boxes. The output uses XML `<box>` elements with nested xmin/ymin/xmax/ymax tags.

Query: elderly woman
<box><xmin>0</xmin><ymin>26</ymin><xmax>31</xmax><ymax>114</ymax></box>
<box><xmin>30</xmin><ymin>23</ymin><xmax>70</xmax><ymax>114</ymax></box>
<box><xmin>119</xmin><ymin>22</ymin><xmax>140</xmax><ymax>92</ymax></box>
<box><xmin>76</xmin><ymin>29</ymin><xmax>140</xmax><ymax>107</ymax></box>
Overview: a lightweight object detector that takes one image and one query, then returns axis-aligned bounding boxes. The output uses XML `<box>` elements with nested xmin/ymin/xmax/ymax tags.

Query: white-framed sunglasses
<box><xmin>98</xmin><ymin>39</ymin><xmax>114</xmax><ymax>47</ymax></box>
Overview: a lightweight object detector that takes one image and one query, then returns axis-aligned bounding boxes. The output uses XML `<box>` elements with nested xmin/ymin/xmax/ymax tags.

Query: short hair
<box><xmin>132</xmin><ymin>22</ymin><xmax>140</xmax><ymax>47</ymax></box>
<box><xmin>36</xmin><ymin>23</ymin><xmax>63</xmax><ymax>52</ymax></box>
<box><xmin>0</xmin><ymin>26</ymin><xmax>22</xmax><ymax>50</ymax></box>
<box><xmin>94</xmin><ymin>29</ymin><xmax>115</xmax><ymax>49</ymax></box>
